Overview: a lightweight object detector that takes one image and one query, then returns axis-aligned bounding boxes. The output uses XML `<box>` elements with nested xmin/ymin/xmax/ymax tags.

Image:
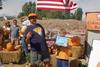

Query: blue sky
<box><xmin>0</xmin><ymin>0</ymin><xmax>100</xmax><ymax>19</ymax></box>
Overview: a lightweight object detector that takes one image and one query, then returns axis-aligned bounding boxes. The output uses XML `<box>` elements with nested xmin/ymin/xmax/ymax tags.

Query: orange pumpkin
<box><xmin>64</xmin><ymin>49</ymin><xmax>72</xmax><ymax>57</ymax></box>
<box><xmin>68</xmin><ymin>36</ymin><xmax>80</xmax><ymax>46</ymax></box>
<box><xmin>6</xmin><ymin>42</ymin><xmax>14</xmax><ymax>51</ymax></box>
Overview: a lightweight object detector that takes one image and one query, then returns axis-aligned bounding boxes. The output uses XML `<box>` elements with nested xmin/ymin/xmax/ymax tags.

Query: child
<box><xmin>55</xmin><ymin>29</ymin><xmax>72</xmax><ymax>67</ymax></box>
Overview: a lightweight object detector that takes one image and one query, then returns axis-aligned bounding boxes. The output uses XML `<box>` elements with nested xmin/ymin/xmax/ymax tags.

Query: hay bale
<box><xmin>0</xmin><ymin>49</ymin><xmax>22</xmax><ymax>63</ymax></box>
<box><xmin>50</xmin><ymin>54</ymin><xmax>57</xmax><ymax>67</ymax></box>
<box><xmin>71</xmin><ymin>46</ymin><xmax>83</xmax><ymax>59</ymax></box>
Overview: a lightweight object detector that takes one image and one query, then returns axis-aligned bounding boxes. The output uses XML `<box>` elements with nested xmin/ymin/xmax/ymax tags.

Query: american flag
<box><xmin>36</xmin><ymin>0</ymin><xmax>78</xmax><ymax>10</ymax></box>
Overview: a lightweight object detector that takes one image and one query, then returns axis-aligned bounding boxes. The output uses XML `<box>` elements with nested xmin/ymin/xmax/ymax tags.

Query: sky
<box><xmin>0</xmin><ymin>0</ymin><xmax>100</xmax><ymax>19</ymax></box>
<box><xmin>0</xmin><ymin>0</ymin><xmax>34</xmax><ymax>16</ymax></box>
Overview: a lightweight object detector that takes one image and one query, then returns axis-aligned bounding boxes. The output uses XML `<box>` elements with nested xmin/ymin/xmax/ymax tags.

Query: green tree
<box><xmin>45</xmin><ymin>11</ymin><xmax>62</xmax><ymax>19</ymax></box>
<box><xmin>37</xmin><ymin>10</ymin><xmax>50</xmax><ymax>18</ymax></box>
<box><xmin>63</xmin><ymin>11</ymin><xmax>71</xmax><ymax>19</ymax></box>
<box><xmin>18</xmin><ymin>1</ymin><xmax>36</xmax><ymax>18</ymax></box>
<box><xmin>18</xmin><ymin>12</ymin><xmax>25</xmax><ymax>18</ymax></box>
<box><xmin>22</xmin><ymin>1</ymin><xmax>36</xmax><ymax>15</ymax></box>
<box><xmin>74</xmin><ymin>8</ymin><xmax>83</xmax><ymax>20</ymax></box>
<box><xmin>70</xmin><ymin>13</ymin><xmax>75</xmax><ymax>19</ymax></box>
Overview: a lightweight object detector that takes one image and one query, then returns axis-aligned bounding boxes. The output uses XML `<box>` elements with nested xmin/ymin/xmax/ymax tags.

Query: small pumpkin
<box><xmin>68</xmin><ymin>36</ymin><xmax>80</xmax><ymax>46</ymax></box>
<box><xmin>6</xmin><ymin>42</ymin><xmax>14</xmax><ymax>51</ymax></box>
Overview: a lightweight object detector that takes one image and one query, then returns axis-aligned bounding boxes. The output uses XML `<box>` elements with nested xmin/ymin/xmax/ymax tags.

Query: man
<box><xmin>25</xmin><ymin>13</ymin><xmax>50</xmax><ymax>67</ymax></box>
<box><xmin>10</xmin><ymin>19</ymin><xmax>19</xmax><ymax>44</ymax></box>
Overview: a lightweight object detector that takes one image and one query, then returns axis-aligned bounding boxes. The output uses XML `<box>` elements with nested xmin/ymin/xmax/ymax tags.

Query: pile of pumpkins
<box><xmin>5</xmin><ymin>42</ymin><xmax>21</xmax><ymax>51</ymax></box>
<box><xmin>56</xmin><ymin>36</ymin><xmax>81</xmax><ymax>59</ymax></box>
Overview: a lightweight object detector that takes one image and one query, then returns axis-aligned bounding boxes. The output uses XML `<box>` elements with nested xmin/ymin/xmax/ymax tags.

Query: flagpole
<box><xmin>35</xmin><ymin>0</ymin><xmax>37</xmax><ymax>13</ymax></box>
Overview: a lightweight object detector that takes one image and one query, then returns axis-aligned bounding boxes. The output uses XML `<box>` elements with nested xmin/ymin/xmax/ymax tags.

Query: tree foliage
<box><xmin>74</xmin><ymin>8</ymin><xmax>83</xmax><ymax>20</ymax></box>
<box><xmin>18</xmin><ymin>1</ymin><xmax>35</xmax><ymax>18</ymax></box>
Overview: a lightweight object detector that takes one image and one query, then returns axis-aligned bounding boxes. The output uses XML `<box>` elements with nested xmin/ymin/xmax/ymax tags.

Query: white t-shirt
<box><xmin>22</xmin><ymin>19</ymin><xmax>31</xmax><ymax>26</ymax></box>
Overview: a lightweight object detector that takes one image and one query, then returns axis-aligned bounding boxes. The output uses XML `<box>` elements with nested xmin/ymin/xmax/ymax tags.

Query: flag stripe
<box><xmin>37</xmin><ymin>4</ymin><xmax>64</xmax><ymax>6</ymax></box>
<box><xmin>37</xmin><ymin>1</ymin><xmax>64</xmax><ymax>6</ymax></box>
<box><xmin>37</xmin><ymin>7</ymin><xmax>76</xmax><ymax>11</ymax></box>
<box><xmin>37</xmin><ymin>0</ymin><xmax>63</xmax><ymax>2</ymax></box>
<box><xmin>37</xmin><ymin>5</ymin><xmax>77</xmax><ymax>9</ymax></box>
<box><xmin>37</xmin><ymin>1</ymin><xmax>64</xmax><ymax>5</ymax></box>
<box><xmin>37</xmin><ymin>5</ymin><xmax>70</xmax><ymax>9</ymax></box>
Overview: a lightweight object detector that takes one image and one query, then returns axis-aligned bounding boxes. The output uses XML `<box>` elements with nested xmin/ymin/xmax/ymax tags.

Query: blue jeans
<box><xmin>57</xmin><ymin>59</ymin><xmax>68</xmax><ymax>67</ymax></box>
<box><xmin>20</xmin><ymin>37</ymin><xmax>28</xmax><ymax>55</ymax></box>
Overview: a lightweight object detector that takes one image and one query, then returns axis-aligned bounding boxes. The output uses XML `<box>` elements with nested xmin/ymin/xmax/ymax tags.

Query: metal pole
<box><xmin>0</xmin><ymin>0</ymin><xmax>2</xmax><ymax>9</ymax></box>
<box><xmin>35</xmin><ymin>0</ymin><xmax>37</xmax><ymax>13</ymax></box>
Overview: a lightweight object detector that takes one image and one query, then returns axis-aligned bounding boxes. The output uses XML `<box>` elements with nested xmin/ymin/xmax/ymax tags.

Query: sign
<box><xmin>88</xmin><ymin>40</ymin><xmax>100</xmax><ymax>67</ymax></box>
<box><xmin>55</xmin><ymin>36</ymin><xmax>69</xmax><ymax>47</ymax></box>
<box><xmin>86</xmin><ymin>12</ymin><xmax>100</xmax><ymax>30</ymax></box>
<box><xmin>87</xmin><ymin>21</ymin><xmax>100</xmax><ymax>30</ymax></box>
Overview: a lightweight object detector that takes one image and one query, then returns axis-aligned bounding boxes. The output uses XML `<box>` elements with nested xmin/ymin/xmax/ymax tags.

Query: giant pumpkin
<box><xmin>68</xmin><ymin>36</ymin><xmax>80</xmax><ymax>46</ymax></box>
<box><xmin>6</xmin><ymin>42</ymin><xmax>14</xmax><ymax>51</ymax></box>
